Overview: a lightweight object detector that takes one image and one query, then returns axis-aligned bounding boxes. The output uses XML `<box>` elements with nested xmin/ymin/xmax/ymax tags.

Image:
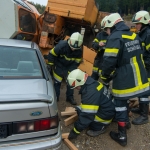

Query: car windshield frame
<box><xmin>0</xmin><ymin>45</ymin><xmax>44</xmax><ymax>79</ymax></box>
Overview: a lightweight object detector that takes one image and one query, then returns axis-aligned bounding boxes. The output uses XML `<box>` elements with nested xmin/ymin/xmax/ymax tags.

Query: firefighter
<box><xmin>44</xmin><ymin>32</ymin><xmax>83</xmax><ymax>105</ymax></box>
<box><xmin>101</xmin><ymin>13</ymin><xmax>150</xmax><ymax>146</ymax></box>
<box><xmin>91</xmin><ymin>16</ymin><xmax>108</xmax><ymax>80</ymax></box>
<box><xmin>131</xmin><ymin>10</ymin><xmax>150</xmax><ymax>125</ymax></box>
<box><xmin>67</xmin><ymin>69</ymin><xmax>115</xmax><ymax>139</ymax></box>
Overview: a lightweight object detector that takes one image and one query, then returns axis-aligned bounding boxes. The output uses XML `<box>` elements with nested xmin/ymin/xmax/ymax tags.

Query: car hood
<box><xmin>0</xmin><ymin>79</ymin><xmax>52</xmax><ymax>102</ymax></box>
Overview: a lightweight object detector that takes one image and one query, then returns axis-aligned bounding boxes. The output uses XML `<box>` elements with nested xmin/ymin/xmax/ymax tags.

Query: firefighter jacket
<box><xmin>138</xmin><ymin>25</ymin><xmax>150</xmax><ymax>81</ymax></box>
<box><xmin>47</xmin><ymin>40</ymin><xmax>83</xmax><ymax>82</ymax></box>
<box><xmin>101</xmin><ymin>22</ymin><xmax>150</xmax><ymax>100</ymax></box>
<box><xmin>92</xmin><ymin>31</ymin><xmax>108</xmax><ymax>74</ymax></box>
<box><xmin>73</xmin><ymin>76</ymin><xmax>115</xmax><ymax>133</ymax></box>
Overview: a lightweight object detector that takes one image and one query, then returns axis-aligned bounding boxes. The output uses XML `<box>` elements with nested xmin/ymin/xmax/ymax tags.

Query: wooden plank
<box><xmin>62</xmin><ymin>133</ymin><xmax>69</xmax><ymax>139</ymax></box>
<box><xmin>65</xmin><ymin>107</ymin><xmax>76</xmax><ymax>112</ymax></box>
<box><xmin>64</xmin><ymin>139</ymin><xmax>78</xmax><ymax>150</ymax></box>
<box><xmin>61</xmin><ymin>111</ymin><xmax>77</xmax><ymax>116</ymax></box>
<box><xmin>64</xmin><ymin>114</ymin><xmax>78</xmax><ymax>126</ymax></box>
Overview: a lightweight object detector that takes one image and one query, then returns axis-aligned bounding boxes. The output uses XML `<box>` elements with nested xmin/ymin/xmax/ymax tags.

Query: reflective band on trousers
<box><xmin>94</xmin><ymin>115</ymin><xmax>112</xmax><ymax>124</ymax></box>
<box><xmin>115</xmin><ymin>107</ymin><xmax>127</xmax><ymax>111</ymax></box>
<box><xmin>80</xmin><ymin>104</ymin><xmax>99</xmax><ymax>113</ymax></box>
<box><xmin>140</xmin><ymin>98</ymin><xmax>150</xmax><ymax>102</ymax></box>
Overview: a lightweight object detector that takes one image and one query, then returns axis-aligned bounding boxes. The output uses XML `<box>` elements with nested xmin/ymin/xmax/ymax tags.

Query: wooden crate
<box><xmin>46</xmin><ymin>0</ymin><xmax>98</xmax><ymax>26</ymax></box>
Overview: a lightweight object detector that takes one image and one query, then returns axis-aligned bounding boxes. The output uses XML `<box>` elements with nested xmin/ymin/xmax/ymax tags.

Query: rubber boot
<box><xmin>66</xmin><ymin>97</ymin><xmax>77</xmax><ymax>105</ymax></box>
<box><xmin>132</xmin><ymin>103</ymin><xmax>149</xmax><ymax>125</ymax></box>
<box><xmin>110</xmin><ymin>122</ymin><xmax>127</xmax><ymax>146</ymax></box>
<box><xmin>125</xmin><ymin>121</ymin><xmax>131</xmax><ymax>129</ymax></box>
<box><xmin>131</xmin><ymin>107</ymin><xmax>140</xmax><ymax>114</ymax></box>
<box><xmin>86</xmin><ymin>126</ymin><xmax>106</xmax><ymax>137</ymax></box>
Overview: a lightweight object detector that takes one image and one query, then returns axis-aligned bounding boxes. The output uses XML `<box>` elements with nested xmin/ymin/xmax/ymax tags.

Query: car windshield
<box><xmin>0</xmin><ymin>46</ymin><xmax>43</xmax><ymax>78</ymax></box>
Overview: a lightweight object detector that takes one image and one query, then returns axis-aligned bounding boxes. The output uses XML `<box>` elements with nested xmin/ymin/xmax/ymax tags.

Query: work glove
<box><xmin>74</xmin><ymin>106</ymin><xmax>81</xmax><ymax>116</ymax></box>
<box><xmin>68</xmin><ymin>129</ymin><xmax>79</xmax><ymax>140</ymax></box>
<box><xmin>44</xmin><ymin>55</ymin><xmax>49</xmax><ymax>60</ymax></box>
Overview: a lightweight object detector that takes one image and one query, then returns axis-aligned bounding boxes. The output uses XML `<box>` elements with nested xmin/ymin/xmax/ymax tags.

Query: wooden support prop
<box><xmin>64</xmin><ymin>114</ymin><xmax>78</xmax><ymax>126</ymax></box>
<box><xmin>61</xmin><ymin>111</ymin><xmax>77</xmax><ymax>116</ymax></box>
<box><xmin>64</xmin><ymin>139</ymin><xmax>78</xmax><ymax>150</ymax></box>
<box><xmin>61</xmin><ymin>107</ymin><xmax>76</xmax><ymax>116</ymax></box>
<box><xmin>62</xmin><ymin>133</ymin><xmax>69</xmax><ymax>139</ymax></box>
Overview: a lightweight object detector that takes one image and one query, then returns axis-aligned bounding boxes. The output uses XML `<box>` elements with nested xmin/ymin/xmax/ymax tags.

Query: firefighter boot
<box><xmin>132</xmin><ymin>103</ymin><xmax>149</xmax><ymax>125</ymax></box>
<box><xmin>131</xmin><ymin>107</ymin><xmax>140</xmax><ymax>114</ymax></box>
<box><xmin>86</xmin><ymin>126</ymin><xmax>106</xmax><ymax>137</ymax></box>
<box><xmin>110</xmin><ymin>122</ymin><xmax>127</xmax><ymax>146</ymax></box>
<box><xmin>66</xmin><ymin>97</ymin><xmax>77</xmax><ymax>105</ymax></box>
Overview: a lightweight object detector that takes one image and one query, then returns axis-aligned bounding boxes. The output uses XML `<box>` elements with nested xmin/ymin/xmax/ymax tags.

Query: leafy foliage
<box><xmin>95</xmin><ymin>0</ymin><xmax>150</xmax><ymax>15</ymax></box>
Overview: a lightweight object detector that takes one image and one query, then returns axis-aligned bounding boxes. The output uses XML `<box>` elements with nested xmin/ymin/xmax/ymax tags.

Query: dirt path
<box><xmin>57</xmin><ymin>81</ymin><xmax>150</xmax><ymax>150</ymax></box>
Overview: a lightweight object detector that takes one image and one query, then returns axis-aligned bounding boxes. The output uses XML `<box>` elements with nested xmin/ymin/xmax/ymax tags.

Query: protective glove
<box><xmin>68</xmin><ymin>129</ymin><xmax>79</xmax><ymax>140</ymax></box>
<box><xmin>74</xmin><ymin>106</ymin><xmax>81</xmax><ymax>116</ymax></box>
<box><xmin>47</xmin><ymin>64</ymin><xmax>52</xmax><ymax>72</ymax></box>
<box><xmin>44</xmin><ymin>55</ymin><xmax>49</xmax><ymax>60</ymax></box>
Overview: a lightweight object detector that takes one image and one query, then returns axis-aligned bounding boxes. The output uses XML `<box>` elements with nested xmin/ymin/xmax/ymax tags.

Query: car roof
<box><xmin>0</xmin><ymin>38</ymin><xmax>36</xmax><ymax>49</ymax></box>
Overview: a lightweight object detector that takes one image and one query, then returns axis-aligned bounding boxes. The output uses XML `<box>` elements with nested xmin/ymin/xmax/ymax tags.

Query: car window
<box><xmin>0</xmin><ymin>46</ymin><xmax>43</xmax><ymax>78</ymax></box>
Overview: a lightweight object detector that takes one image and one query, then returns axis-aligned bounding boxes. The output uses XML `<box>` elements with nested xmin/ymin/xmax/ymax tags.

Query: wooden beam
<box><xmin>64</xmin><ymin>139</ymin><xmax>78</xmax><ymax>150</ymax></box>
<box><xmin>65</xmin><ymin>107</ymin><xmax>76</xmax><ymax>112</ymax></box>
<box><xmin>62</xmin><ymin>133</ymin><xmax>69</xmax><ymax>139</ymax></box>
<box><xmin>64</xmin><ymin>114</ymin><xmax>78</xmax><ymax>126</ymax></box>
<box><xmin>61</xmin><ymin>111</ymin><xmax>77</xmax><ymax>116</ymax></box>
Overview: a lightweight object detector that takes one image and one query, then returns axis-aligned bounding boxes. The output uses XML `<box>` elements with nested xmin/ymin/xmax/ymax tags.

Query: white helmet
<box><xmin>104</xmin><ymin>13</ymin><xmax>123</xmax><ymax>28</ymax></box>
<box><xmin>68</xmin><ymin>32</ymin><xmax>83</xmax><ymax>50</ymax></box>
<box><xmin>67</xmin><ymin>69</ymin><xmax>88</xmax><ymax>89</ymax></box>
<box><xmin>132</xmin><ymin>10</ymin><xmax>150</xmax><ymax>24</ymax></box>
<box><xmin>101</xmin><ymin>16</ymin><xmax>108</xmax><ymax>29</ymax></box>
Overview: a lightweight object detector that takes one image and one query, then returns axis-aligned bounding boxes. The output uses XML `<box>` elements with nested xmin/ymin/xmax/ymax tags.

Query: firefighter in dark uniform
<box><xmin>101</xmin><ymin>13</ymin><xmax>150</xmax><ymax>146</ymax></box>
<box><xmin>44</xmin><ymin>32</ymin><xmax>83</xmax><ymax>105</ymax></box>
<box><xmin>131</xmin><ymin>10</ymin><xmax>150</xmax><ymax>125</ymax></box>
<box><xmin>91</xmin><ymin>16</ymin><xmax>108</xmax><ymax>80</ymax></box>
<box><xmin>67</xmin><ymin>69</ymin><xmax>115</xmax><ymax>139</ymax></box>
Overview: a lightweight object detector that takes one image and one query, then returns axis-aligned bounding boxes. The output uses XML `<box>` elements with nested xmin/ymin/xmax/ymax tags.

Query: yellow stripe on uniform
<box><xmin>122</xmin><ymin>33</ymin><xmax>136</xmax><ymax>40</ymax></box>
<box><xmin>93</xmin><ymin>38</ymin><xmax>99</xmax><ymax>42</ymax></box>
<box><xmin>50</xmin><ymin>48</ymin><xmax>57</xmax><ymax>56</ymax></box>
<box><xmin>142</xmin><ymin>42</ymin><xmax>145</xmax><ymax>47</ymax></box>
<box><xmin>93</xmin><ymin>67</ymin><xmax>98</xmax><ymax>72</ymax></box>
<box><xmin>112</xmin><ymin>82</ymin><xmax>149</xmax><ymax>95</ymax></box>
<box><xmin>104</xmin><ymin>48</ymin><xmax>119</xmax><ymax>57</ymax></box>
<box><xmin>48</xmin><ymin>62</ymin><xmax>54</xmax><ymax>65</ymax></box>
<box><xmin>96</xmin><ymin>83</ymin><xmax>103</xmax><ymax>91</ymax></box>
<box><xmin>60</xmin><ymin>55</ymin><xmax>81</xmax><ymax>63</ymax></box>
<box><xmin>74</xmin><ymin>127</ymin><xmax>80</xmax><ymax>134</ymax></box>
<box><xmin>81</xmin><ymin>104</ymin><xmax>99</xmax><ymax>113</ymax></box>
<box><xmin>99</xmin><ymin>40</ymin><xmax>106</xmax><ymax>43</ymax></box>
<box><xmin>132</xmin><ymin>56</ymin><xmax>142</xmax><ymax>86</ymax></box>
<box><xmin>94</xmin><ymin>115</ymin><xmax>112</xmax><ymax>124</ymax></box>
<box><xmin>146</xmin><ymin>44</ymin><xmax>150</xmax><ymax>50</ymax></box>
<box><xmin>53</xmin><ymin>71</ymin><xmax>63</xmax><ymax>82</ymax></box>
<box><xmin>141</xmin><ymin>54</ymin><xmax>145</xmax><ymax>68</ymax></box>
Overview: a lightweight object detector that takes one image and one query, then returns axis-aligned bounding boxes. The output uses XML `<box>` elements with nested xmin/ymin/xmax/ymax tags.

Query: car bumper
<box><xmin>0</xmin><ymin>125</ymin><xmax>62</xmax><ymax>150</ymax></box>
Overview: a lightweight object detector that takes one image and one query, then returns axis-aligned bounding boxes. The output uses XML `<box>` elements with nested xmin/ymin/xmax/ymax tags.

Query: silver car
<box><xmin>0</xmin><ymin>39</ymin><xmax>62</xmax><ymax>150</ymax></box>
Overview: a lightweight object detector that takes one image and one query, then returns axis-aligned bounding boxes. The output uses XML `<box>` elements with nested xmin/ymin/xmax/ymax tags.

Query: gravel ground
<box><xmin>57</xmin><ymin>81</ymin><xmax>150</xmax><ymax>150</ymax></box>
